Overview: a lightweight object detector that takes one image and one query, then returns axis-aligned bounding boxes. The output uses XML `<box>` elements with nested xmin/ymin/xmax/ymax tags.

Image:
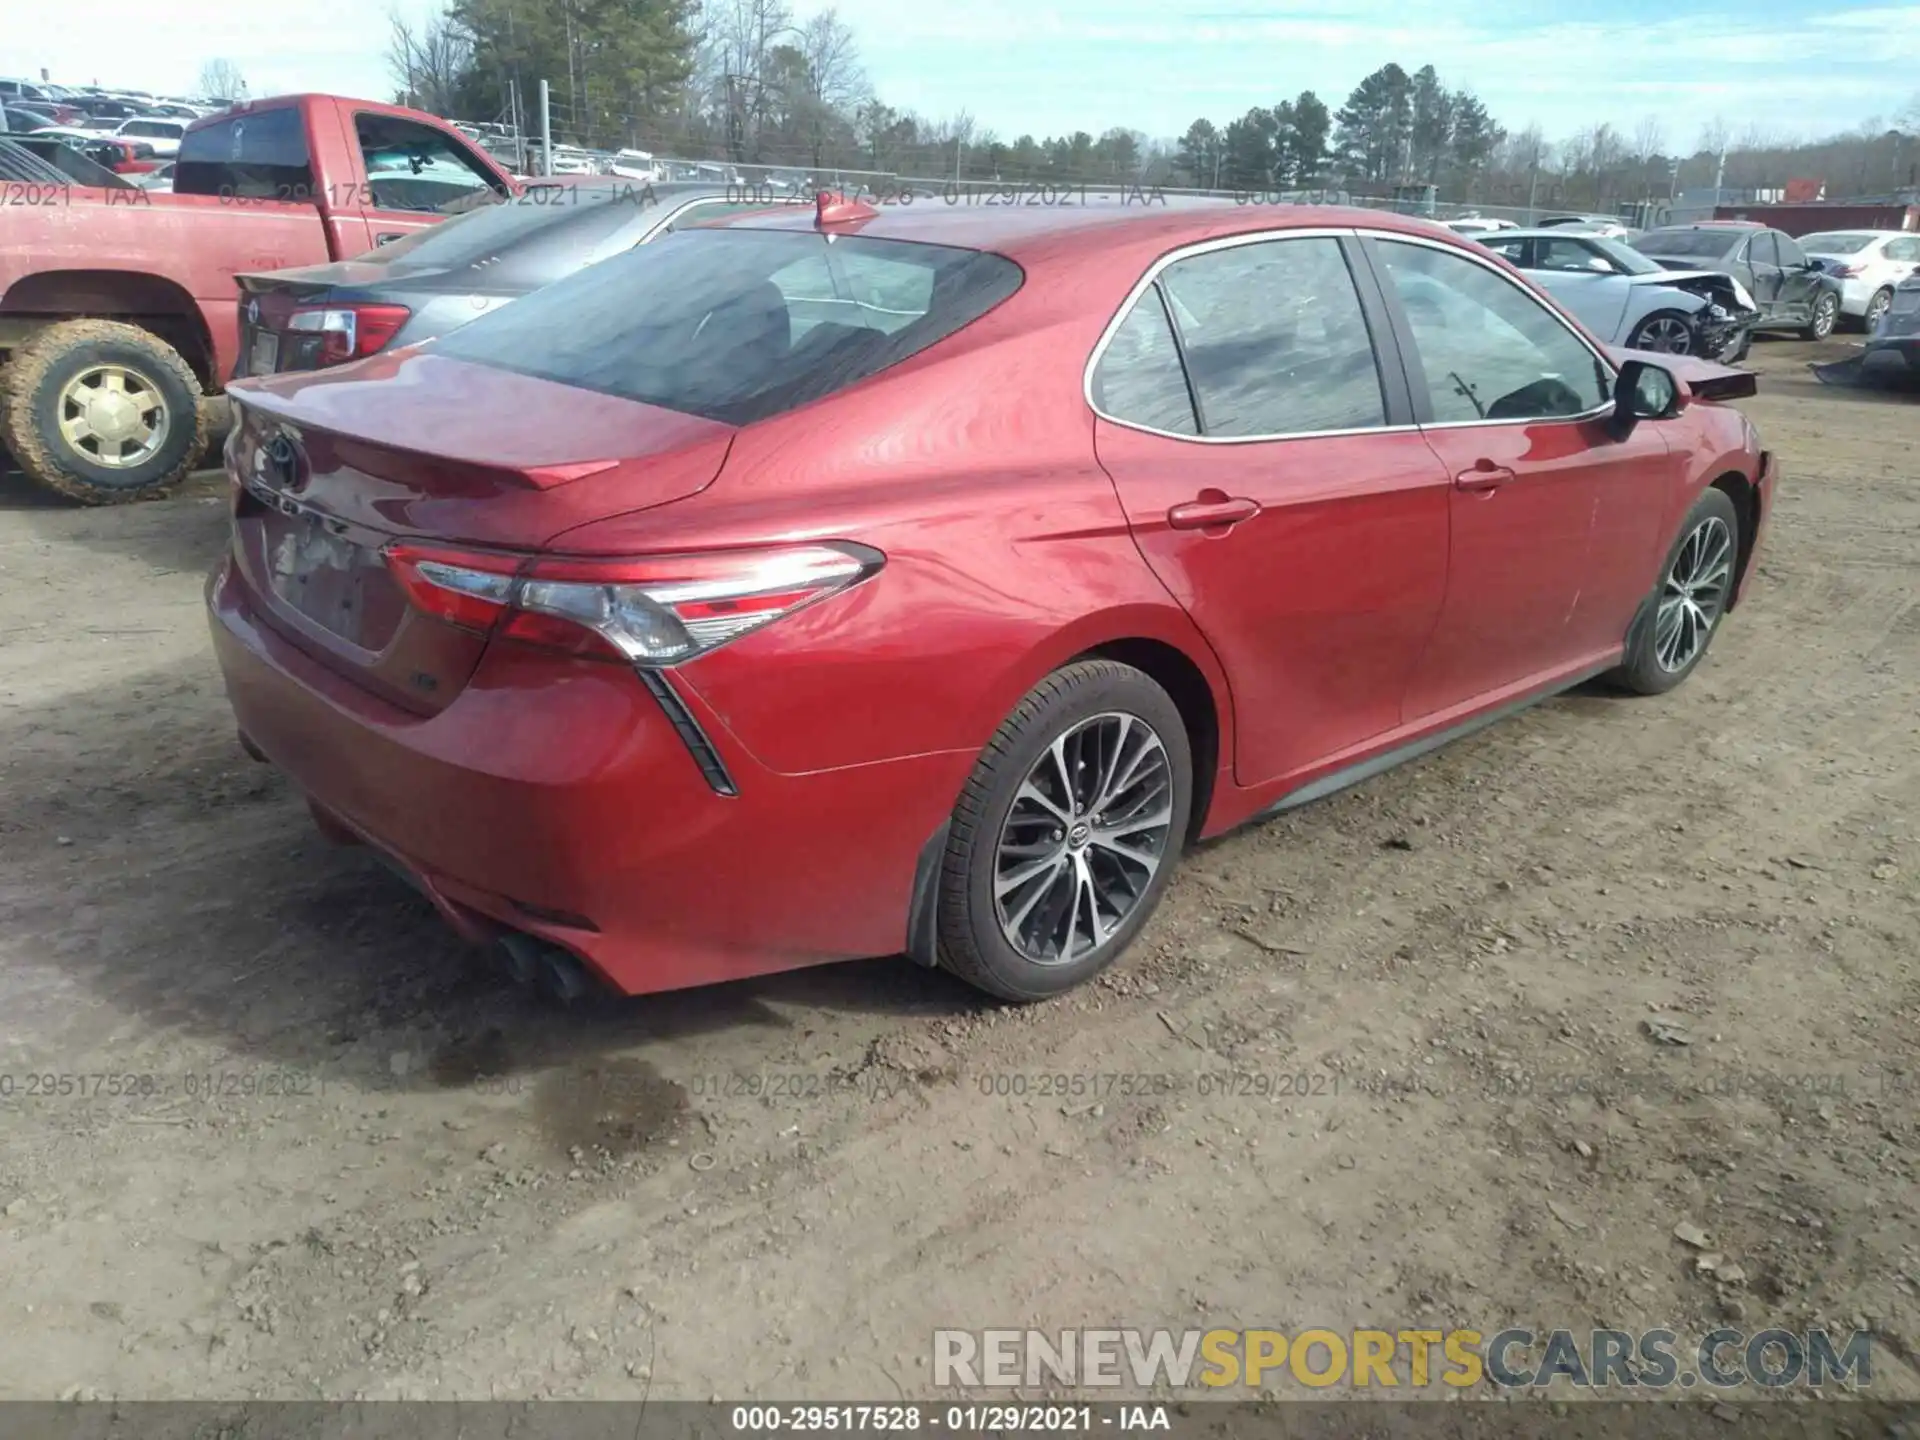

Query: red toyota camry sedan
<box><xmin>208</xmin><ymin>195</ymin><xmax>1774</xmax><ymax>1003</ymax></box>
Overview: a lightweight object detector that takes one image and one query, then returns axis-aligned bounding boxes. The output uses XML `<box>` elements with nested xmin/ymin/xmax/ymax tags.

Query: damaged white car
<box><xmin>1476</xmin><ymin>228</ymin><xmax>1760</xmax><ymax>360</ymax></box>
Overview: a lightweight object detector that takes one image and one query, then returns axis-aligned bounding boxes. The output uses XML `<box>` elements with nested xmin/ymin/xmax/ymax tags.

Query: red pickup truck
<box><xmin>0</xmin><ymin>93</ymin><xmax>521</xmax><ymax>503</ymax></box>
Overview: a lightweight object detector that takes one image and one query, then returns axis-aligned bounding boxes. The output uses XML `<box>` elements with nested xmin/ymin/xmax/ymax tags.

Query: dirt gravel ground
<box><xmin>1</xmin><ymin>335</ymin><xmax>1916</xmax><ymax>1406</ymax></box>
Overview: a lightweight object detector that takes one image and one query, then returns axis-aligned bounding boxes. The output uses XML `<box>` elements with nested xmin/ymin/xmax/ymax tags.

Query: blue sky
<box><xmin>5</xmin><ymin>0</ymin><xmax>1917</xmax><ymax>149</ymax></box>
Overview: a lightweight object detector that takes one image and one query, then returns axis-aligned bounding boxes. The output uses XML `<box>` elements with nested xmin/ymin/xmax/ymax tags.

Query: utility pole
<box><xmin>539</xmin><ymin>79</ymin><xmax>553</xmax><ymax>176</ymax></box>
<box><xmin>1713</xmin><ymin>141</ymin><xmax>1728</xmax><ymax>198</ymax></box>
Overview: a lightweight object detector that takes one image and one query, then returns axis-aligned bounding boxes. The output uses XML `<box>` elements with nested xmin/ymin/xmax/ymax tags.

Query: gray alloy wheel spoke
<box><xmin>995</xmin><ymin>711</ymin><xmax>1174</xmax><ymax>966</ymax></box>
<box><xmin>1640</xmin><ymin>316</ymin><xmax>1691</xmax><ymax>353</ymax></box>
<box><xmin>1654</xmin><ymin>515</ymin><xmax>1733</xmax><ymax>674</ymax></box>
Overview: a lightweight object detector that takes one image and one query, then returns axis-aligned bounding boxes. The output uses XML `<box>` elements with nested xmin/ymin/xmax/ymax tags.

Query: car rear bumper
<box><xmin>206</xmin><ymin>556</ymin><xmax>972</xmax><ymax>996</ymax></box>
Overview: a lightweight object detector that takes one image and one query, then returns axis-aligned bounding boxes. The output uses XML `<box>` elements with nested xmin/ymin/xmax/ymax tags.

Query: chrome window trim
<box><xmin>1084</xmin><ymin>224</ymin><xmax>1618</xmax><ymax>446</ymax></box>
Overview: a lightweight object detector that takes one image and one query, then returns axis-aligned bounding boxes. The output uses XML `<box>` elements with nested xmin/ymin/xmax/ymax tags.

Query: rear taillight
<box><xmin>1830</xmin><ymin>264</ymin><xmax>1863</xmax><ymax>278</ymax></box>
<box><xmin>286</xmin><ymin>304</ymin><xmax>412</xmax><ymax>365</ymax></box>
<box><xmin>383</xmin><ymin>542</ymin><xmax>881</xmax><ymax>665</ymax></box>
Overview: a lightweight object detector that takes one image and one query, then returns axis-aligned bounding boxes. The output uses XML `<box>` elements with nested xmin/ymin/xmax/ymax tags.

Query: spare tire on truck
<box><xmin>0</xmin><ymin>319</ymin><xmax>208</xmax><ymax>505</ymax></box>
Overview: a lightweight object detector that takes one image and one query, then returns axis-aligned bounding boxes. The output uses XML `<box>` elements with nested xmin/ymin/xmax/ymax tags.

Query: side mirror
<box><xmin>1609</xmin><ymin>359</ymin><xmax>1681</xmax><ymax>439</ymax></box>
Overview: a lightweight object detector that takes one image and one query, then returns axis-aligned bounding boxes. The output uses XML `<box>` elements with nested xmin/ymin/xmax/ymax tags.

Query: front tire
<box><xmin>1610</xmin><ymin>488</ymin><xmax>1740</xmax><ymax>696</ymax></box>
<box><xmin>0</xmin><ymin>319</ymin><xmax>207</xmax><ymax>505</ymax></box>
<box><xmin>936</xmin><ymin>660</ymin><xmax>1192</xmax><ymax>1001</ymax></box>
<box><xmin>1627</xmin><ymin>310</ymin><xmax>1694</xmax><ymax>355</ymax></box>
<box><xmin>1800</xmin><ymin>290</ymin><xmax>1839</xmax><ymax>341</ymax></box>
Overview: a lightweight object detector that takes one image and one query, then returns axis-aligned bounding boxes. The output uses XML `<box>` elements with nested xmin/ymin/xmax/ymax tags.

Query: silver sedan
<box><xmin>1475</xmin><ymin>228</ymin><xmax>1759</xmax><ymax>360</ymax></box>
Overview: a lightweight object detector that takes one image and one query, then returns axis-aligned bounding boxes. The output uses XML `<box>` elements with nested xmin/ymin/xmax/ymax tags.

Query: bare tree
<box><xmin>797</xmin><ymin>10</ymin><xmax>866</xmax><ymax>111</ymax></box>
<box><xmin>1633</xmin><ymin>116</ymin><xmax>1666</xmax><ymax>164</ymax></box>
<box><xmin>196</xmin><ymin>59</ymin><xmax>248</xmax><ymax>100</ymax></box>
<box><xmin>716</xmin><ymin>0</ymin><xmax>795</xmax><ymax>158</ymax></box>
<box><xmin>386</xmin><ymin>8</ymin><xmax>472</xmax><ymax>116</ymax></box>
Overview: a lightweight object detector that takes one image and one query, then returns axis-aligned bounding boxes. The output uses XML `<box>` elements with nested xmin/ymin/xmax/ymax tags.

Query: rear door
<box><xmin>349</xmin><ymin>110</ymin><xmax>509</xmax><ymax>249</ymax></box>
<box><xmin>1091</xmin><ymin>232</ymin><xmax>1450</xmax><ymax>789</ymax></box>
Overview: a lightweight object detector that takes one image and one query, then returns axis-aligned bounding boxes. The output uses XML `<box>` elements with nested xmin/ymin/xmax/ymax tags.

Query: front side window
<box><xmin>1480</xmin><ymin>236</ymin><xmax>1528</xmax><ymax>265</ymax></box>
<box><xmin>354</xmin><ymin>113</ymin><xmax>504</xmax><ymax>214</ymax></box>
<box><xmin>1152</xmin><ymin>237</ymin><xmax>1386</xmax><ymax>438</ymax></box>
<box><xmin>1373</xmin><ymin>239</ymin><xmax>1611</xmax><ymax>425</ymax></box>
<box><xmin>1748</xmin><ymin>232</ymin><xmax>1780</xmax><ymax>267</ymax></box>
<box><xmin>1775</xmin><ymin>233</ymin><xmax>1808</xmax><ymax>268</ymax></box>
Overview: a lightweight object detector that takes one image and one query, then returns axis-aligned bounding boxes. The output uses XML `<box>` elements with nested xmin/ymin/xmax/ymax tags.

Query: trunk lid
<box><xmin>227</xmin><ymin>352</ymin><xmax>735</xmax><ymax>714</ymax></box>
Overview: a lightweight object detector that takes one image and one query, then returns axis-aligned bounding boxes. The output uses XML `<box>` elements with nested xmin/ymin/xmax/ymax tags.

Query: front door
<box><xmin>1741</xmin><ymin>231</ymin><xmax>1787</xmax><ymax>319</ymax></box>
<box><xmin>1091</xmin><ymin>233</ymin><xmax>1449</xmax><ymax>789</ymax></box>
<box><xmin>1361</xmin><ymin>236</ymin><xmax>1638</xmax><ymax>719</ymax></box>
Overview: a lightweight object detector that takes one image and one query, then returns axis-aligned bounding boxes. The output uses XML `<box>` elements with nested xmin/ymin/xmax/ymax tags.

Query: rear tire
<box><xmin>1861</xmin><ymin>288</ymin><xmax>1893</xmax><ymax>334</ymax></box>
<box><xmin>1609</xmin><ymin>488</ymin><xmax>1740</xmax><ymax>696</ymax></box>
<box><xmin>1800</xmin><ymin>290</ymin><xmax>1839</xmax><ymax>341</ymax></box>
<box><xmin>936</xmin><ymin>660</ymin><xmax>1192</xmax><ymax>1001</ymax></box>
<box><xmin>1</xmin><ymin>319</ymin><xmax>206</xmax><ymax>505</ymax></box>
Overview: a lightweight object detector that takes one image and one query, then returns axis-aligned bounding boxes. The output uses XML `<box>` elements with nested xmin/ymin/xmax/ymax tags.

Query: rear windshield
<box><xmin>1798</xmin><ymin>232</ymin><xmax>1876</xmax><ymax>254</ymax></box>
<box><xmin>348</xmin><ymin>184</ymin><xmax>663</xmax><ymax>281</ymax></box>
<box><xmin>174</xmin><ymin>107</ymin><xmax>313</xmax><ymax>199</ymax></box>
<box><xmin>1632</xmin><ymin>229</ymin><xmax>1739</xmax><ymax>258</ymax></box>
<box><xmin>433</xmin><ymin>227</ymin><xmax>1025</xmax><ymax>426</ymax></box>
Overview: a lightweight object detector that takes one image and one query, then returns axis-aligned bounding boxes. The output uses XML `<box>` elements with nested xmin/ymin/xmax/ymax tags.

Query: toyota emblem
<box><xmin>264</xmin><ymin>434</ymin><xmax>300</xmax><ymax>490</ymax></box>
<box><xmin>246</xmin><ymin>297</ymin><xmax>260</xmax><ymax>326</ymax></box>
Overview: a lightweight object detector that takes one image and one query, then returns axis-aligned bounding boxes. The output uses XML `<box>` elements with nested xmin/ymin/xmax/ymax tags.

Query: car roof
<box><xmin>710</xmin><ymin>198</ymin><xmax>1467</xmax><ymax>265</ymax></box>
<box><xmin>1483</xmin><ymin>229</ymin><xmax>1619</xmax><ymax>242</ymax></box>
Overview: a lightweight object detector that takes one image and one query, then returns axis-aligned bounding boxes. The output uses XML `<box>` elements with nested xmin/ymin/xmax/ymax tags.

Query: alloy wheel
<box><xmin>1632</xmin><ymin>315</ymin><xmax>1692</xmax><ymax>354</ymax></box>
<box><xmin>993</xmin><ymin>712</ymin><xmax>1174</xmax><ymax>965</ymax></box>
<box><xmin>1865</xmin><ymin>290</ymin><xmax>1892</xmax><ymax>333</ymax></box>
<box><xmin>56</xmin><ymin>364</ymin><xmax>170</xmax><ymax>468</ymax></box>
<box><xmin>1654</xmin><ymin>515</ymin><xmax>1734</xmax><ymax>673</ymax></box>
<box><xmin>1811</xmin><ymin>293</ymin><xmax>1838</xmax><ymax>339</ymax></box>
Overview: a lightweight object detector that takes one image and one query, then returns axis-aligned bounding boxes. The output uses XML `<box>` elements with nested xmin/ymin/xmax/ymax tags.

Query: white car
<box><xmin>114</xmin><ymin>116</ymin><xmax>187</xmax><ymax>157</ymax></box>
<box><xmin>1441</xmin><ymin>216</ymin><xmax>1518</xmax><ymax>235</ymax></box>
<box><xmin>1797</xmin><ymin>230</ymin><xmax>1920</xmax><ymax>332</ymax></box>
<box><xmin>610</xmin><ymin>148</ymin><xmax>663</xmax><ymax>182</ymax></box>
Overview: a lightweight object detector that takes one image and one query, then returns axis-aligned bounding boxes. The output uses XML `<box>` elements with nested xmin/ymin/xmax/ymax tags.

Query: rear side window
<box><xmin>1092</xmin><ymin>289</ymin><xmax>1198</xmax><ymax>435</ymax></box>
<box><xmin>433</xmin><ymin>228</ymin><xmax>1024</xmax><ymax>426</ymax></box>
<box><xmin>1154</xmin><ymin>237</ymin><xmax>1386</xmax><ymax>438</ymax></box>
<box><xmin>174</xmin><ymin>107</ymin><xmax>313</xmax><ymax>199</ymax></box>
<box><xmin>1775</xmin><ymin>233</ymin><xmax>1807</xmax><ymax>267</ymax></box>
<box><xmin>1632</xmin><ymin>229</ymin><xmax>1736</xmax><ymax>259</ymax></box>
